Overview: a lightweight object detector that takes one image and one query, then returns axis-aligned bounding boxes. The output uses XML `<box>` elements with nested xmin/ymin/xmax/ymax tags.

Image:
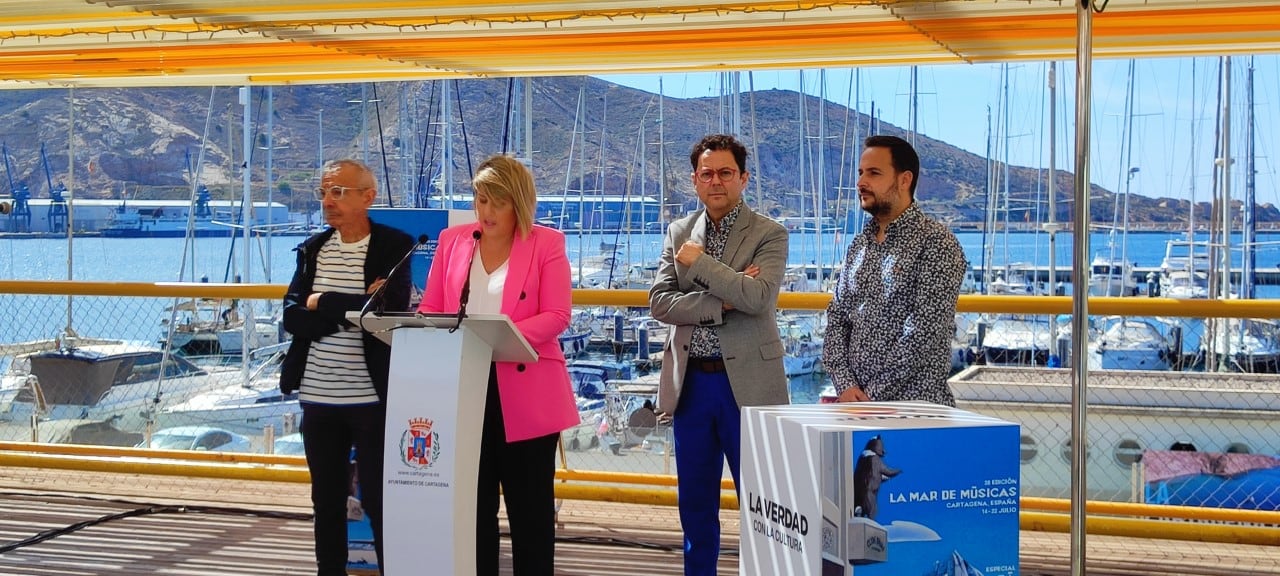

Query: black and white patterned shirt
<box><xmin>300</xmin><ymin>234</ymin><xmax>378</xmax><ymax>406</ymax></box>
<box><xmin>822</xmin><ymin>203</ymin><xmax>966</xmax><ymax>406</ymax></box>
<box><xmin>687</xmin><ymin>202</ymin><xmax>743</xmax><ymax>359</ymax></box>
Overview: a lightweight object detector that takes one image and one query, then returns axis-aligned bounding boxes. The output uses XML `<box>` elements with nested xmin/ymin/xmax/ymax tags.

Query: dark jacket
<box><xmin>279</xmin><ymin>220</ymin><xmax>414</xmax><ymax>401</ymax></box>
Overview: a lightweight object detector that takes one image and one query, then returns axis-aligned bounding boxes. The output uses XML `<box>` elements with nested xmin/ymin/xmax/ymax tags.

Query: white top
<box><xmin>468</xmin><ymin>248</ymin><xmax>508</xmax><ymax>316</ymax></box>
<box><xmin>300</xmin><ymin>233</ymin><xmax>379</xmax><ymax>406</ymax></box>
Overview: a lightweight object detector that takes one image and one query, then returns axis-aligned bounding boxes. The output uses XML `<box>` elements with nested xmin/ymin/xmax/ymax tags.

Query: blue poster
<box><xmin>368</xmin><ymin>208</ymin><xmax>452</xmax><ymax>293</ymax></box>
<box><xmin>847</xmin><ymin>426</ymin><xmax>1020</xmax><ymax>576</ymax></box>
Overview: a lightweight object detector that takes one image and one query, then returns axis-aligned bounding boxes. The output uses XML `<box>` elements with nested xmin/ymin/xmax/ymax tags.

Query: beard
<box><xmin>859</xmin><ymin>186</ymin><xmax>898</xmax><ymax>218</ymax></box>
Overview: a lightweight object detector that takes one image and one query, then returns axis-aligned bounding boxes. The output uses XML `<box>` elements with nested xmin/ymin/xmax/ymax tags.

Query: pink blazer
<box><xmin>418</xmin><ymin>222</ymin><xmax>578</xmax><ymax>442</ymax></box>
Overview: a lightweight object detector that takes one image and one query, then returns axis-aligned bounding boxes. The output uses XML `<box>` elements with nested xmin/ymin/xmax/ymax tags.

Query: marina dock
<box><xmin>787</xmin><ymin>263</ymin><xmax>1280</xmax><ymax>286</ymax></box>
<box><xmin>997</xmin><ymin>265</ymin><xmax>1280</xmax><ymax>287</ymax></box>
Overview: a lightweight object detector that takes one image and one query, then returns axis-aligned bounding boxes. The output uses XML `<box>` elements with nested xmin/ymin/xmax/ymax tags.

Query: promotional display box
<box><xmin>740</xmin><ymin>402</ymin><xmax>1020</xmax><ymax>576</ymax></box>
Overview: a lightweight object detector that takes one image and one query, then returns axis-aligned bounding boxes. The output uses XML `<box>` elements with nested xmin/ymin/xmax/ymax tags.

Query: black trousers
<box><xmin>476</xmin><ymin>366</ymin><xmax>560</xmax><ymax>576</ymax></box>
<box><xmin>301</xmin><ymin>401</ymin><xmax>387</xmax><ymax>576</ymax></box>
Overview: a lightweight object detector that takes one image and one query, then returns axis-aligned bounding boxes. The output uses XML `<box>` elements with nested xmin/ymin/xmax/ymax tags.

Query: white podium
<box><xmin>347</xmin><ymin>311</ymin><xmax>536</xmax><ymax>576</ymax></box>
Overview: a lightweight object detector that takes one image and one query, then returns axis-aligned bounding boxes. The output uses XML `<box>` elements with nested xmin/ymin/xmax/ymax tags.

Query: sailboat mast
<box><xmin>798</xmin><ymin>70</ymin><xmax>808</xmax><ymax>278</ymax></box>
<box><xmin>442</xmin><ymin>80</ymin><xmax>453</xmax><ymax>209</ymax></box>
<box><xmin>1216</xmin><ymin>55</ymin><xmax>1235</xmax><ymax>371</ymax></box>
<box><xmin>853</xmin><ymin>71</ymin><xmax>863</xmax><ymax>233</ymax></box>
<box><xmin>982</xmin><ymin>104</ymin><xmax>995</xmax><ymax>293</ymax></box>
<box><xmin>578</xmin><ymin>84</ymin><xmax>589</xmax><ymax>235</ymax></box>
<box><xmin>359</xmin><ymin>84</ymin><xmax>369</xmax><ymax>165</ymax></box>
<box><xmin>731</xmin><ymin>72</ymin><xmax>742</xmax><ymax>138</ymax></box>
<box><xmin>1219</xmin><ymin>57</ymin><xmax>1233</xmax><ymax>300</ymax></box>
<box><xmin>65</xmin><ymin>87</ymin><xmax>76</xmax><ymax>335</ymax></box>
<box><xmin>1188</xmin><ymin>59</ymin><xmax>1197</xmax><ymax>246</ymax></box>
<box><xmin>1119</xmin><ymin>60</ymin><xmax>1136</xmax><ymax>290</ymax></box>
<box><xmin>909</xmin><ymin>65</ymin><xmax>918</xmax><ymax>148</ymax></box>
<box><xmin>317</xmin><ymin>109</ymin><xmax>324</xmax><ymax>168</ymax></box>
<box><xmin>1000</xmin><ymin>64</ymin><xmax>1011</xmax><ymax>266</ymax></box>
<box><xmin>1243</xmin><ymin>58</ymin><xmax>1256</xmax><ymax>300</ymax></box>
<box><xmin>817</xmin><ymin>69</ymin><xmax>827</xmax><ymax>286</ymax></box>
<box><xmin>265</xmin><ymin>86</ymin><xmax>274</xmax><ymax>283</ymax></box>
<box><xmin>748</xmin><ymin>73</ymin><xmax>762</xmax><ymax>209</ymax></box>
<box><xmin>1046</xmin><ymin>62</ymin><xmax>1061</xmax><ymax>365</ymax></box>
<box><xmin>524</xmin><ymin>78</ymin><xmax>534</xmax><ymax>163</ymax></box>
<box><xmin>239</xmin><ymin>85</ymin><xmax>254</xmax><ymax>383</ymax></box>
<box><xmin>658</xmin><ymin>77</ymin><xmax>666</xmax><ymax>233</ymax></box>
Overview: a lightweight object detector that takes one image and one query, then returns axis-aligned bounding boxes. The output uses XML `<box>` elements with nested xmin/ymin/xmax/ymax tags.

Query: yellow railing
<box><xmin>0</xmin><ymin>441</ymin><xmax>1277</xmax><ymax>545</ymax></box>
<box><xmin>3</xmin><ymin>280</ymin><xmax>1280</xmax><ymax>318</ymax></box>
<box><xmin>2</xmin><ymin>281</ymin><xmax>1279</xmax><ymax>545</ymax></box>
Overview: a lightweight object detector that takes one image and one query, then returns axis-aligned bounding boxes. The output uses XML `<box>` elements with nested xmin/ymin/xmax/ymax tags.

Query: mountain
<box><xmin>0</xmin><ymin>78</ymin><xmax>1271</xmax><ymax>228</ymax></box>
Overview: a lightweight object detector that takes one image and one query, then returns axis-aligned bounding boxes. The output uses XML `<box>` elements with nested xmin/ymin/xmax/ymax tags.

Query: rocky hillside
<box><xmin>0</xmin><ymin>79</ymin><xmax>1270</xmax><ymax>227</ymax></box>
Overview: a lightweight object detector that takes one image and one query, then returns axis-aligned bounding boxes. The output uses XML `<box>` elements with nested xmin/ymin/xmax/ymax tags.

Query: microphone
<box><xmin>358</xmin><ymin>233</ymin><xmax>428</xmax><ymax>331</ymax></box>
<box><xmin>454</xmin><ymin>230</ymin><xmax>482</xmax><ymax>331</ymax></box>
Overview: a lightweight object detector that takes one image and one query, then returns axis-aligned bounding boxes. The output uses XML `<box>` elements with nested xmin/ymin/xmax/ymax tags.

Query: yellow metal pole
<box><xmin>1</xmin><ymin>281</ymin><xmax>1279</xmax><ymax>318</ymax></box>
<box><xmin>1021</xmin><ymin>511</ymin><xmax>1280</xmax><ymax>546</ymax></box>
<box><xmin>0</xmin><ymin>441</ymin><xmax>303</xmax><ymax>466</ymax></box>
<box><xmin>1021</xmin><ymin>496</ymin><xmax>1280</xmax><ymax>525</ymax></box>
<box><xmin>554</xmin><ymin>468</ymin><xmax>734</xmax><ymax>490</ymax></box>
<box><xmin>2</xmin><ymin>448</ymin><xmax>1275</xmax><ymax>545</ymax></box>
<box><xmin>0</xmin><ymin>452</ymin><xmax>309</xmax><ymax>483</ymax></box>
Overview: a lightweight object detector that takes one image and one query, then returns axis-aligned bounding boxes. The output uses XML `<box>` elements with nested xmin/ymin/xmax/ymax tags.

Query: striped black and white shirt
<box><xmin>299</xmin><ymin>233</ymin><xmax>378</xmax><ymax>406</ymax></box>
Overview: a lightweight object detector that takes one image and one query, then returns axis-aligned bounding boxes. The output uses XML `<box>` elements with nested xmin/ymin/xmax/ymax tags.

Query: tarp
<box><xmin>0</xmin><ymin>1</ymin><xmax>1277</xmax><ymax>87</ymax></box>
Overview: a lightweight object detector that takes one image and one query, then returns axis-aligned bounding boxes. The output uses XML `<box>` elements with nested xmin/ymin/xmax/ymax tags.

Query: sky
<box><xmin>595</xmin><ymin>56</ymin><xmax>1279</xmax><ymax>206</ymax></box>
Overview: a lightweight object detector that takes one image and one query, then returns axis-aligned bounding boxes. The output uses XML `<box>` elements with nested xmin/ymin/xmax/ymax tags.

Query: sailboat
<box><xmin>162</xmin><ymin>297</ymin><xmax>281</xmax><ymax>357</ymax></box>
<box><xmin>155</xmin><ymin>342</ymin><xmax>298</xmax><ymax>437</ymax></box>
<box><xmin>159</xmin><ymin>92</ymin><xmax>282</xmax><ymax>359</ymax></box>
<box><xmin>977</xmin><ymin>63</ymin><xmax>1058</xmax><ymax>366</ymax></box>
<box><xmin>1200</xmin><ymin>56</ymin><xmax>1280</xmax><ymax>373</ymax></box>
<box><xmin>1089</xmin><ymin>60</ymin><xmax>1141</xmax><ymax>297</ymax></box>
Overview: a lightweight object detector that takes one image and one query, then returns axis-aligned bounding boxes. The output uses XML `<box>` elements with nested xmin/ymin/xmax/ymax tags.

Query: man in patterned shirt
<box><xmin>650</xmin><ymin>134</ymin><xmax>789</xmax><ymax>576</ymax></box>
<box><xmin>822</xmin><ymin>135</ymin><xmax>967</xmax><ymax>407</ymax></box>
<box><xmin>280</xmin><ymin>159</ymin><xmax>414</xmax><ymax>576</ymax></box>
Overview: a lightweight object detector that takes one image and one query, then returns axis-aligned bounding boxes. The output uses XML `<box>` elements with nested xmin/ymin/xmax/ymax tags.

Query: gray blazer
<box><xmin>648</xmin><ymin>204</ymin><xmax>791</xmax><ymax>414</ymax></box>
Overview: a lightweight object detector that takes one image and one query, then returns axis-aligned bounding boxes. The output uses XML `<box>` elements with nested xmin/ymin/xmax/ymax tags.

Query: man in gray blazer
<box><xmin>649</xmin><ymin>133</ymin><xmax>790</xmax><ymax>576</ymax></box>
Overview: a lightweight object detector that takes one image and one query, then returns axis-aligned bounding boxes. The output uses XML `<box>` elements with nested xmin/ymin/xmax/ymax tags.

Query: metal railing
<box><xmin>0</xmin><ymin>280</ymin><xmax>1277</xmax><ymax>545</ymax></box>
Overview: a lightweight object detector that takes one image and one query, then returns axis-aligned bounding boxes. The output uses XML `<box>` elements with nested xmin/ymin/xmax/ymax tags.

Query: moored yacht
<box><xmin>0</xmin><ymin>341</ymin><xmax>242</xmax><ymax>444</ymax></box>
<box><xmin>1159</xmin><ymin>239</ymin><xmax>1211</xmax><ymax>298</ymax></box>
<box><xmin>1089</xmin><ymin>316</ymin><xmax>1175</xmax><ymax>371</ymax></box>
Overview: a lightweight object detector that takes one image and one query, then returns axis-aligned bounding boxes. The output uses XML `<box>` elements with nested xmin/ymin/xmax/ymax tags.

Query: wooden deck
<box><xmin>0</xmin><ymin>468</ymin><xmax>1277</xmax><ymax>575</ymax></box>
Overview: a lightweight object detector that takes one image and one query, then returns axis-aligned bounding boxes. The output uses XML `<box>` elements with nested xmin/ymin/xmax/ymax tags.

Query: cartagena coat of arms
<box><xmin>400</xmin><ymin>417</ymin><xmax>442</xmax><ymax>469</ymax></box>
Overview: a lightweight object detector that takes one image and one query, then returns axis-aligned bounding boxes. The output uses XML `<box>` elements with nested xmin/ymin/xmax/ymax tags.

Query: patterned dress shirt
<box><xmin>686</xmin><ymin>202</ymin><xmax>742</xmax><ymax>359</ymax></box>
<box><xmin>822</xmin><ymin>203</ymin><xmax>967</xmax><ymax>406</ymax></box>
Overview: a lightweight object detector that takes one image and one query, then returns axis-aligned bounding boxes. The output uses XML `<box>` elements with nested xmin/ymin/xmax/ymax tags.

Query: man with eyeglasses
<box><xmin>649</xmin><ymin>133</ymin><xmax>790</xmax><ymax>576</ymax></box>
<box><xmin>280</xmin><ymin>159</ymin><xmax>413</xmax><ymax>576</ymax></box>
<box><xmin>822</xmin><ymin>135</ymin><xmax>966</xmax><ymax>407</ymax></box>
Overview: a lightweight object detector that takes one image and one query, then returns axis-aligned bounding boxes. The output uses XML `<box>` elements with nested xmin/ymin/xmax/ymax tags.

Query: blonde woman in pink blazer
<box><xmin>418</xmin><ymin>154</ymin><xmax>576</xmax><ymax>576</ymax></box>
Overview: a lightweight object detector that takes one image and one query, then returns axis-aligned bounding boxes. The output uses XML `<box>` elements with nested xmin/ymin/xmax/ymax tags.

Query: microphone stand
<box><xmin>452</xmin><ymin>230</ymin><xmax>482</xmax><ymax>333</ymax></box>
<box><xmin>359</xmin><ymin>233</ymin><xmax>428</xmax><ymax>333</ymax></box>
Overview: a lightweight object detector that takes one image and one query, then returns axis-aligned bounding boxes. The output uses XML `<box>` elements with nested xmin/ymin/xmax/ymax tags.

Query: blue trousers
<box><xmin>673</xmin><ymin>368</ymin><xmax>741</xmax><ymax>576</ymax></box>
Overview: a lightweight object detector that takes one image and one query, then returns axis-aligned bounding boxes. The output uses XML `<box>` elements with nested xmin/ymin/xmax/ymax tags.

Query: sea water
<box><xmin>6</xmin><ymin>230</ymin><xmax>1280</xmax><ymax>285</ymax></box>
<box><xmin>2</xmin><ymin>230</ymin><xmax>1278</xmax><ymax>399</ymax></box>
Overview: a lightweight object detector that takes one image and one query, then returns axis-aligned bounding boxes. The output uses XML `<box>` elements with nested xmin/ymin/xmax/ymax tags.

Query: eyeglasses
<box><xmin>696</xmin><ymin>168</ymin><xmax>740</xmax><ymax>183</ymax></box>
<box><xmin>313</xmin><ymin>185</ymin><xmax>368</xmax><ymax>201</ymax></box>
